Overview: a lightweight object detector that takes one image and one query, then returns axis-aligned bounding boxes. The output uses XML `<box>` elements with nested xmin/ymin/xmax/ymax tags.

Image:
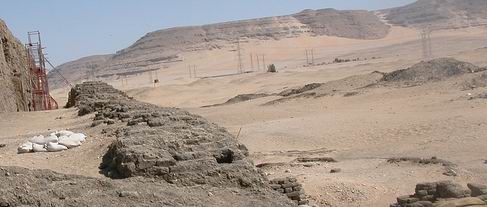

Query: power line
<box><xmin>45</xmin><ymin>58</ymin><xmax>73</xmax><ymax>88</ymax></box>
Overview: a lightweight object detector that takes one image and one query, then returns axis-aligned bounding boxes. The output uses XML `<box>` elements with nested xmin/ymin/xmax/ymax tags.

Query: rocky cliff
<box><xmin>0</xmin><ymin>19</ymin><xmax>32</xmax><ymax>112</ymax></box>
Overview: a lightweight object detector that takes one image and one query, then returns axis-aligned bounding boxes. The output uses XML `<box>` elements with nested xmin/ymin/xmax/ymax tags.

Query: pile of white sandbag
<box><xmin>17</xmin><ymin>130</ymin><xmax>87</xmax><ymax>154</ymax></box>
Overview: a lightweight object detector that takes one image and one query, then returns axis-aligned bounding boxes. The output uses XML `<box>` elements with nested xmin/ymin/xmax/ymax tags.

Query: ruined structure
<box><xmin>0</xmin><ymin>19</ymin><xmax>33</xmax><ymax>112</ymax></box>
<box><xmin>391</xmin><ymin>181</ymin><xmax>487</xmax><ymax>207</ymax></box>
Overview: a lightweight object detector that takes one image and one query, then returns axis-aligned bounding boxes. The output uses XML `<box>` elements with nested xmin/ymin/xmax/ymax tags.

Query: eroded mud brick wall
<box><xmin>66</xmin><ymin>81</ymin><xmax>296</xmax><ymax>206</ymax></box>
<box><xmin>0</xmin><ymin>19</ymin><xmax>33</xmax><ymax>112</ymax></box>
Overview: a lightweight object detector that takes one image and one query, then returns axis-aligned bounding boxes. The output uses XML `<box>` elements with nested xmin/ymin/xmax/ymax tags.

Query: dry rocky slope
<box><xmin>384</xmin><ymin>0</ymin><xmax>487</xmax><ymax>29</ymax></box>
<box><xmin>0</xmin><ymin>81</ymin><xmax>294</xmax><ymax>206</ymax></box>
<box><xmin>0</xmin><ymin>19</ymin><xmax>33</xmax><ymax>112</ymax></box>
<box><xmin>48</xmin><ymin>8</ymin><xmax>389</xmax><ymax>89</ymax></box>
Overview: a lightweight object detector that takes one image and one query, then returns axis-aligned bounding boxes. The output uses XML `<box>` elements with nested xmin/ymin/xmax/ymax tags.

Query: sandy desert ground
<box><xmin>4</xmin><ymin>25</ymin><xmax>487</xmax><ymax>206</ymax></box>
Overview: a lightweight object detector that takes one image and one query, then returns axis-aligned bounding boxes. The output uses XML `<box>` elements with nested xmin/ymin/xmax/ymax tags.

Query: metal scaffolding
<box><xmin>26</xmin><ymin>31</ymin><xmax>58</xmax><ymax>111</ymax></box>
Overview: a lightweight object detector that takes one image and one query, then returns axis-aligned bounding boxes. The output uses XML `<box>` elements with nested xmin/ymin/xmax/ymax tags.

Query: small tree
<box><xmin>267</xmin><ymin>64</ymin><xmax>277</xmax><ymax>73</ymax></box>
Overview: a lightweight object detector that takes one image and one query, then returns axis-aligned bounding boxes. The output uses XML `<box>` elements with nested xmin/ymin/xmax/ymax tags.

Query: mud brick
<box><xmin>284</xmin><ymin>188</ymin><xmax>293</xmax><ymax>193</ymax></box>
<box><xmin>270</xmin><ymin>184</ymin><xmax>282</xmax><ymax>190</ymax></box>
<box><xmin>416</xmin><ymin>190</ymin><xmax>428</xmax><ymax>197</ymax></box>
<box><xmin>397</xmin><ymin>195</ymin><xmax>419</xmax><ymax>205</ymax></box>
<box><xmin>289</xmin><ymin>195</ymin><xmax>300</xmax><ymax>200</ymax></box>
<box><xmin>416</xmin><ymin>183</ymin><xmax>437</xmax><ymax>191</ymax></box>
<box><xmin>420</xmin><ymin>195</ymin><xmax>435</xmax><ymax>202</ymax></box>
<box><xmin>293</xmin><ymin>186</ymin><xmax>302</xmax><ymax>191</ymax></box>
<box><xmin>276</xmin><ymin>188</ymin><xmax>285</xmax><ymax>193</ymax></box>
<box><xmin>276</xmin><ymin>178</ymin><xmax>287</xmax><ymax>184</ymax></box>
<box><xmin>282</xmin><ymin>182</ymin><xmax>300</xmax><ymax>188</ymax></box>
<box><xmin>298</xmin><ymin>200</ymin><xmax>308</xmax><ymax>205</ymax></box>
<box><xmin>288</xmin><ymin>177</ymin><xmax>297</xmax><ymax>182</ymax></box>
<box><xmin>286</xmin><ymin>191</ymin><xmax>301</xmax><ymax>198</ymax></box>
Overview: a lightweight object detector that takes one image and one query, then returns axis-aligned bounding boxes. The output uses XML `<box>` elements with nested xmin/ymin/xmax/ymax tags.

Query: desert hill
<box><xmin>49</xmin><ymin>0</ymin><xmax>487</xmax><ymax>90</ymax></box>
<box><xmin>384</xmin><ymin>0</ymin><xmax>487</xmax><ymax>29</ymax></box>
<box><xmin>48</xmin><ymin>54</ymin><xmax>112</xmax><ymax>89</ymax></box>
<box><xmin>48</xmin><ymin>8</ymin><xmax>390</xmax><ymax>89</ymax></box>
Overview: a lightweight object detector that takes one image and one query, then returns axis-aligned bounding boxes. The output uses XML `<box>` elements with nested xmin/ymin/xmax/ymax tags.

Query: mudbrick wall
<box><xmin>391</xmin><ymin>181</ymin><xmax>487</xmax><ymax>207</ymax></box>
<box><xmin>0</xmin><ymin>81</ymin><xmax>296</xmax><ymax>206</ymax></box>
<box><xmin>0</xmin><ymin>19</ymin><xmax>33</xmax><ymax>112</ymax></box>
<box><xmin>64</xmin><ymin>81</ymin><xmax>296</xmax><ymax>206</ymax></box>
<box><xmin>270</xmin><ymin>177</ymin><xmax>309</xmax><ymax>205</ymax></box>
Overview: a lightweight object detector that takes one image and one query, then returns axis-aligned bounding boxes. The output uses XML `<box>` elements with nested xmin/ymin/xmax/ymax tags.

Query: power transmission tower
<box><xmin>250</xmin><ymin>53</ymin><xmax>254</xmax><ymax>71</ymax></box>
<box><xmin>236</xmin><ymin>38</ymin><xmax>243</xmax><ymax>74</ymax></box>
<box><xmin>420</xmin><ymin>27</ymin><xmax>432</xmax><ymax>60</ymax></box>
<box><xmin>188</xmin><ymin>65</ymin><xmax>192</xmax><ymax>78</ymax></box>
<box><xmin>311</xmin><ymin>49</ymin><xmax>315</xmax><ymax>64</ymax></box>
<box><xmin>256</xmin><ymin>55</ymin><xmax>260</xmax><ymax>71</ymax></box>
<box><xmin>305</xmin><ymin>49</ymin><xmax>315</xmax><ymax>65</ymax></box>
<box><xmin>305</xmin><ymin>49</ymin><xmax>309</xmax><ymax>65</ymax></box>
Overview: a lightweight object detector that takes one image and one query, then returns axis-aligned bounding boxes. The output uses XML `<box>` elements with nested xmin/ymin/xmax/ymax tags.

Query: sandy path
<box><xmin>0</xmin><ymin>109</ymin><xmax>114</xmax><ymax>178</ymax></box>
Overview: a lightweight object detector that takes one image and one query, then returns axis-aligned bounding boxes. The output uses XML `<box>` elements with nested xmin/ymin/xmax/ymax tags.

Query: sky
<box><xmin>0</xmin><ymin>0</ymin><xmax>415</xmax><ymax>66</ymax></box>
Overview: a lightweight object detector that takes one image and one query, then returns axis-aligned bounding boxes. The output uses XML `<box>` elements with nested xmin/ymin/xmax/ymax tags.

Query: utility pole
<box><xmin>262</xmin><ymin>55</ymin><xmax>266</xmax><ymax>71</ymax></box>
<box><xmin>236</xmin><ymin>38</ymin><xmax>243</xmax><ymax>74</ymax></box>
<box><xmin>193</xmin><ymin>65</ymin><xmax>197</xmax><ymax>78</ymax></box>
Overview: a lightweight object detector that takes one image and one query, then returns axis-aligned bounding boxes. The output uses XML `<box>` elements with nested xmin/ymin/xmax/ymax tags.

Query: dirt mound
<box><xmin>464</xmin><ymin>72</ymin><xmax>487</xmax><ymax>90</ymax></box>
<box><xmin>61</xmin><ymin>81</ymin><xmax>293</xmax><ymax>205</ymax></box>
<box><xmin>265</xmin><ymin>72</ymin><xmax>383</xmax><ymax>105</ymax></box>
<box><xmin>381</xmin><ymin>58</ymin><xmax>483</xmax><ymax>85</ymax></box>
<box><xmin>0</xmin><ymin>166</ymin><xmax>292</xmax><ymax>207</ymax></box>
<box><xmin>278</xmin><ymin>83</ymin><xmax>322</xmax><ymax>97</ymax></box>
<box><xmin>204</xmin><ymin>93</ymin><xmax>270</xmax><ymax>107</ymax></box>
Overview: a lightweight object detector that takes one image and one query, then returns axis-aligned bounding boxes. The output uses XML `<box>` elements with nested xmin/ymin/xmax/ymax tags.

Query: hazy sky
<box><xmin>0</xmin><ymin>0</ymin><xmax>415</xmax><ymax>66</ymax></box>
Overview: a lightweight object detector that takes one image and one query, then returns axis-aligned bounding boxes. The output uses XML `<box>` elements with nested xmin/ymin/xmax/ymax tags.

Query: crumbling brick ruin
<box><xmin>0</xmin><ymin>19</ymin><xmax>33</xmax><ymax>112</ymax></box>
<box><xmin>0</xmin><ymin>81</ymin><xmax>297</xmax><ymax>206</ymax></box>
<box><xmin>64</xmin><ymin>81</ymin><xmax>297</xmax><ymax>206</ymax></box>
<box><xmin>270</xmin><ymin>177</ymin><xmax>309</xmax><ymax>205</ymax></box>
<box><xmin>391</xmin><ymin>181</ymin><xmax>487</xmax><ymax>207</ymax></box>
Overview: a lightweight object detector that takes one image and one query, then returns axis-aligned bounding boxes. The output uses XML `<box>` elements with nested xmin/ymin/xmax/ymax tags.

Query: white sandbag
<box><xmin>68</xmin><ymin>133</ymin><xmax>87</xmax><ymax>142</ymax></box>
<box><xmin>32</xmin><ymin>143</ymin><xmax>47</xmax><ymax>152</ymax></box>
<box><xmin>17</xmin><ymin>142</ymin><xmax>33</xmax><ymax>154</ymax></box>
<box><xmin>29</xmin><ymin>135</ymin><xmax>46</xmax><ymax>145</ymax></box>
<box><xmin>30</xmin><ymin>134</ymin><xmax>58</xmax><ymax>145</ymax></box>
<box><xmin>58</xmin><ymin>136</ymin><xmax>81</xmax><ymax>149</ymax></box>
<box><xmin>44</xmin><ymin>134</ymin><xmax>59</xmax><ymax>144</ymax></box>
<box><xmin>56</xmin><ymin>130</ymin><xmax>74</xmax><ymax>137</ymax></box>
<box><xmin>46</xmin><ymin>142</ymin><xmax>68</xmax><ymax>152</ymax></box>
